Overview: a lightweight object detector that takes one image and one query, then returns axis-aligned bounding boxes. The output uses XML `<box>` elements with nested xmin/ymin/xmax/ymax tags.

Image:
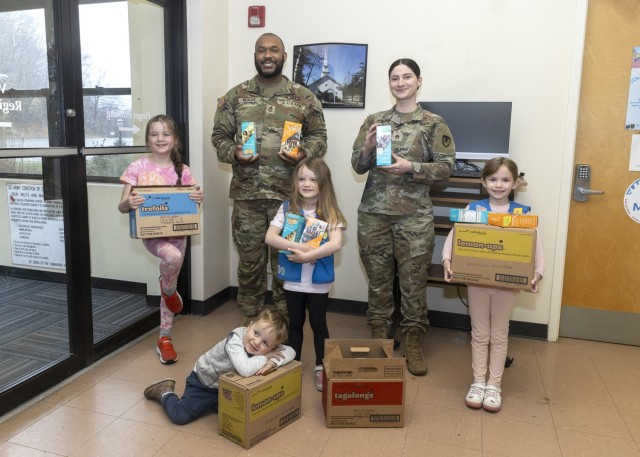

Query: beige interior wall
<box><xmin>203</xmin><ymin>0</ymin><xmax>587</xmax><ymax>328</ymax></box>
<box><xmin>0</xmin><ymin>0</ymin><xmax>587</xmax><ymax>335</ymax></box>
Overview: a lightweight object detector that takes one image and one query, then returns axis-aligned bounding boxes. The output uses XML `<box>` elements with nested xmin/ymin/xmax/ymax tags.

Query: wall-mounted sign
<box><xmin>624</xmin><ymin>178</ymin><xmax>640</xmax><ymax>224</ymax></box>
<box><xmin>625</xmin><ymin>47</ymin><xmax>640</xmax><ymax>130</ymax></box>
<box><xmin>7</xmin><ymin>183</ymin><xmax>65</xmax><ymax>269</ymax></box>
<box><xmin>630</xmin><ymin>134</ymin><xmax>640</xmax><ymax>171</ymax></box>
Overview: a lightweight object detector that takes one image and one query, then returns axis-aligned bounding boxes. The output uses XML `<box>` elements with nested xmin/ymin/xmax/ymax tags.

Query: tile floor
<box><xmin>2</xmin><ymin>300</ymin><xmax>640</xmax><ymax>456</ymax></box>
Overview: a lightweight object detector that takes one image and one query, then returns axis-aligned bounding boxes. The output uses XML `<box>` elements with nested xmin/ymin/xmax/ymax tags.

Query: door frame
<box><xmin>548</xmin><ymin>0</ymin><xmax>589</xmax><ymax>341</ymax></box>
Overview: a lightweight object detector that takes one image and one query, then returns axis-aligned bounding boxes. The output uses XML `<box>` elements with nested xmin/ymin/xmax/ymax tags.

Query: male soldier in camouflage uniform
<box><xmin>352</xmin><ymin>91</ymin><xmax>455</xmax><ymax>375</ymax></box>
<box><xmin>212</xmin><ymin>33</ymin><xmax>327</xmax><ymax>323</ymax></box>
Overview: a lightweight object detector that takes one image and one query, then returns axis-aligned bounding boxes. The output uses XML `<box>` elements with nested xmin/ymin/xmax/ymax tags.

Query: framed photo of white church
<box><xmin>292</xmin><ymin>42</ymin><xmax>368</xmax><ymax>108</ymax></box>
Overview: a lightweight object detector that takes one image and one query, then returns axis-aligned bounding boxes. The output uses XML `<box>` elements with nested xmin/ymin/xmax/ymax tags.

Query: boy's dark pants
<box><xmin>162</xmin><ymin>370</ymin><xmax>218</xmax><ymax>425</ymax></box>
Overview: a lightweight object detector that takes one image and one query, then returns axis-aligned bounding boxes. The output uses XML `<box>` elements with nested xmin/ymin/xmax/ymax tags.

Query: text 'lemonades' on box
<box><xmin>451</xmin><ymin>223</ymin><xmax>536</xmax><ymax>290</ymax></box>
<box><xmin>218</xmin><ymin>360</ymin><xmax>302</xmax><ymax>449</ymax></box>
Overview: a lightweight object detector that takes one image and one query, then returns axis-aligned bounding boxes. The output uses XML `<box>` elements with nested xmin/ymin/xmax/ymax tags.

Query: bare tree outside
<box><xmin>2</xmin><ymin>1</ymin><xmax>166</xmax><ymax>179</ymax></box>
<box><xmin>1</xmin><ymin>5</ymin><xmax>137</xmax><ymax>178</ymax></box>
<box><xmin>0</xmin><ymin>9</ymin><xmax>48</xmax><ymax>160</ymax></box>
<box><xmin>293</xmin><ymin>47</ymin><xmax>324</xmax><ymax>86</ymax></box>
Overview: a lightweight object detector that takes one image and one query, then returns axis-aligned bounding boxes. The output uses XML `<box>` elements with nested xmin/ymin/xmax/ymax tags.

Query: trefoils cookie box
<box><xmin>451</xmin><ymin>223</ymin><xmax>536</xmax><ymax>290</ymax></box>
<box><xmin>129</xmin><ymin>185</ymin><xmax>200</xmax><ymax>239</ymax></box>
<box><xmin>218</xmin><ymin>360</ymin><xmax>302</xmax><ymax>449</ymax></box>
<box><xmin>322</xmin><ymin>339</ymin><xmax>405</xmax><ymax>428</ymax></box>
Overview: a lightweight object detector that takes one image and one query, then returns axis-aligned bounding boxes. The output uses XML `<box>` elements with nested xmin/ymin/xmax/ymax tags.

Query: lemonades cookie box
<box><xmin>129</xmin><ymin>185</ymin><xmax>200</xmax><ymax>239</ymax></box>
<box><xmin>451</xmin><ymin>223</ymin><xmax>536</xmax><ymax>290</ymax></box>
<box><xmin>218</xmin><ymin>360</ymin><xmax>302</xmax><ymax>449</ymax></box>
<box><xmin>487</xmin><ymin>212</ymin><xmax>539</xmax><ymax>228</ymax></box>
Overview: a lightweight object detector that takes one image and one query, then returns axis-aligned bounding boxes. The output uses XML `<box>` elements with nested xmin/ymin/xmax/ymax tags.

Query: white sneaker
<box><xmin>314</xmin><ymin>365</ymin><xmax>323</xmax><ymax>392</ymax></box>
<box><xmin>483</xmin><ymin>385</ymin><xmax>502</xmax><ymax>412</ymax></box>
<box><xmin>465</xmin><ymin>382</ymin><xmax>486</xmax><ymax>409</ymax></box>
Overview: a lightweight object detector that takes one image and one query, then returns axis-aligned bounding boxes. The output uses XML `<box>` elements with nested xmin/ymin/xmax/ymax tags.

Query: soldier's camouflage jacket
<box><xmin>212</xmin><ymin>75</ymin><xmax>327</xmax><ymax>201</ymax></box>
<box><xmin>351</xmin><ymin>105</ymin><xmax>456</xmax><ymax>217</ymax></box>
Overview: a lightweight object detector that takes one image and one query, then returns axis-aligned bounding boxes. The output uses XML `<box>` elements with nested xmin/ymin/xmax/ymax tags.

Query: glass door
<box><xmin>0</xmin><ymin>0</ymin><xmax>188</xmax><ymax>415</ymax></box>
<box><xmin>79</xmin><ymin>0</ymin><xmax>168</xmax><ymax>355</ymax></box>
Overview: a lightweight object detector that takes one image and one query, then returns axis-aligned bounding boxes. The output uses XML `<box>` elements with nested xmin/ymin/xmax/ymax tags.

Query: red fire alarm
<box><xmin>248</xmin><ymin>6</ymin><xmax>265</xmax><ymax>28</ymax></box>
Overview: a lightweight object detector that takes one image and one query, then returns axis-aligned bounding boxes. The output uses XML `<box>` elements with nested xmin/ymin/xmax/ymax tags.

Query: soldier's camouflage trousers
<box><xmin>357</xmin><ymin>211</ymin><xmax>434</xmax><ymax>331</ymax></box>
<box><xmin>232</xmin><ymin>199</ymin><xmax>286</xmax><ymax>317</ymax></box>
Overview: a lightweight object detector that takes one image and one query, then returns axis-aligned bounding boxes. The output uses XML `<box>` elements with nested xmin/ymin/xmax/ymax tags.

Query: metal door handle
<box><xmin>578</xmin><ymin>187</ymin><xmax>604</xmax><ymax>196</ymax></box>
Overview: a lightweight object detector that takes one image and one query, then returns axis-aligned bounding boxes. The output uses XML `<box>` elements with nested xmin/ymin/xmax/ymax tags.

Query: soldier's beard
<box><xmin>255</xmin><ymin>58</ymin><xmax>284</xmax><ymax>79</ymax></box>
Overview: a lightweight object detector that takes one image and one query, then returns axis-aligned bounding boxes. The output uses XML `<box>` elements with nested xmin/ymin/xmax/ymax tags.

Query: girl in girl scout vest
<box><xmin>265</xmin><ymin>157</ymin><xmax>346</xmax><ymax>391</ymax></box>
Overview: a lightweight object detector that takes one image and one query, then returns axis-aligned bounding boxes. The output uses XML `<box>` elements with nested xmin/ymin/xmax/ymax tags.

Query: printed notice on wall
<box><xmin>630</xmin><ymin>135</ymin><xmax>640</xmax><ymax>171</ymax></box>
<box><xmin>625</xmin><ymin>47</ymin><xmax>640</xmax><ymax>130</ymax></box>
<box><xmin>7</xmin><ymin>183</ymin><xmax>65</xmax><ymax>269</ymax></box>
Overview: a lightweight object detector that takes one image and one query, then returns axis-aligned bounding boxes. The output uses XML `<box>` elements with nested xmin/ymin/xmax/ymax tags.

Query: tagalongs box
<box><xmin>322</xmin><ymin>339</ymin><xmax>405</xmax><ymax>428</ymax></box>
<box><xmin>451</xmin><ymin>223</ymin><xmax>536</xmax><ymax>290</ymax></box>
<box><xmin>129</xmin><ymin>185</ymin><xmax>200</xmax><ymax>239</ymax></box>
<box><xmin>218</xmin><ymin>360</ymin><xmax>302</xmax><ymax>449</ymax></box>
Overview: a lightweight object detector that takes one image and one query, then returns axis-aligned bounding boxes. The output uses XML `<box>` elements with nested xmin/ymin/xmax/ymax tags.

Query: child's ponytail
<box><xmin>173</xmin><ymin>156</ymin><xmax>184</xmax><ymax>186</ymax></box>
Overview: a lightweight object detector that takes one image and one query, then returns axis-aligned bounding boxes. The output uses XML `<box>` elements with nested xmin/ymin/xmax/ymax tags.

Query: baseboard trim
<box><xmin>0</xmin><ymin>265</ymin><xmax>66</xmax><ymax>283</ymax></box>
<box><xmin>560</xmin><ymin>305</ymin><xmax>640</xmax><ymax>345</ymax></box>
<box><xmin>191</xmin><ymin>287</ymin><xmax>231</xmax><ymax>316</ymax></box>
<box><xmin>225</xmin><ymin>288</ymin><xmax>547</xmax><ymax>339</ymax></box>
<box><xmin>0</xmin><ymin>265</ymin><xmax>147</xmax><ymax>293</ymax></box>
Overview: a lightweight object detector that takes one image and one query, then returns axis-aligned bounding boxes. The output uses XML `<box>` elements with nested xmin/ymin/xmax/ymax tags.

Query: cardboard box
<box><xmin>451</xmin><ymin>223</ymin><xmax>536</xmax><ymax>290</ymax></box>
<box><xmin>129</xmin><ymin>185</ymin><xmax>200</xmax><ymax>239</ymax></box>
<box><xmin>322</xmin><ymin>339</ymin><xmax>405</xmax><ymax>428</ymax></box>
<box><xmin>218</xmin><ymin>360</ymin><xmax>302</xmax><ymax>449</ymax></box>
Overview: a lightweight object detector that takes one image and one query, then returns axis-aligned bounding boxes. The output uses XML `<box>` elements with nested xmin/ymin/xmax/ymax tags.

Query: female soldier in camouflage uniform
<box><xmin>351</xmin><ymin>59</ymin><xmax>455</xmax><ymax>375</ymax></box>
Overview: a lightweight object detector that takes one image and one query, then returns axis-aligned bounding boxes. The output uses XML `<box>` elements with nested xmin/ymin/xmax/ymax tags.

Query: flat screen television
<box><xmin>419</xmin><ymin>101</ymin><xmax>512</xmax><ymax>161</ymax></box>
